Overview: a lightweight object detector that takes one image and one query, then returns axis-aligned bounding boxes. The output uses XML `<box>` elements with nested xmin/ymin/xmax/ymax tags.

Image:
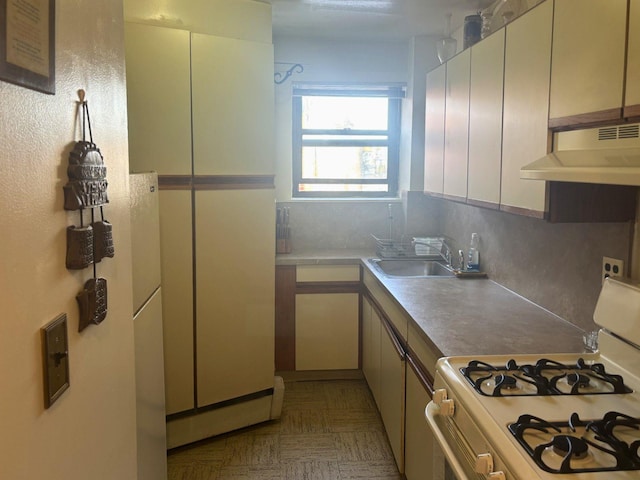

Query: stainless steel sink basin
<box><xmin>369</xmin><ymin>258</ymin><xmax>454</xmax><ymax>278</ymax></box>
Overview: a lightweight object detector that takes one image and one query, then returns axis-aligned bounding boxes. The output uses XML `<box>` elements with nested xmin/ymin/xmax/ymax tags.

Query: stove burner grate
<box><xmin>460</xmin><ymin>358</ymin><xmax>633</xmax><ymax>396</ymax></box>
<box><xmin>508</xmin><ymin>412</ymin><xmax>640</xmax><ymax>474</ymax></box>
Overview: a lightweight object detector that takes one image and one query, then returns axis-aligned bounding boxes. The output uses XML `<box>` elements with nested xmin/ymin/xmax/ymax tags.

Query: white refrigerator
<box><xmin>130</xmin><ymin>172</ymin><xmax>167</xmax><ymax>480</ymax></box>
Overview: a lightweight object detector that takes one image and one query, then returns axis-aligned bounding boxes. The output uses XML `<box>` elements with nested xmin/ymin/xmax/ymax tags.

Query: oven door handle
<box><xmin>425</xmin><ymin>401</ymin><xmax>471</xmax><ymax>480</ymax></box>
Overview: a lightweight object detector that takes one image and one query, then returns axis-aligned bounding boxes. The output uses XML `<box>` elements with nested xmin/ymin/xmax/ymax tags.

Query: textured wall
<box><xmin>0</xmin><ymin>1</ymin><xmax>137</xmax><ymax>479</ymax></box>
<box><xmin>278</xmin><ymin>201</ymin><xmax>406</xmax><ymax>251</ymax></box>
<box><xmin>407</xmin><ymin>193</ymin><xmax>633</xmax><ymax>331</ymax></box>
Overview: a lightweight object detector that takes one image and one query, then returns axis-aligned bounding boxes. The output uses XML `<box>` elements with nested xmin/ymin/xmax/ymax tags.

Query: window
<box><xmin>292</xmin><ymin>85</ymin><xmax>404</xmax><ymax>198</ymax></box>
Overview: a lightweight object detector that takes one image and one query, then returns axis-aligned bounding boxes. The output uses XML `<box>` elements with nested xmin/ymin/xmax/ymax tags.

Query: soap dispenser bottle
<box><xmin>467</xmin><ymin>233</ymin><xmax>480</xmax><ymax>271</ymax></box>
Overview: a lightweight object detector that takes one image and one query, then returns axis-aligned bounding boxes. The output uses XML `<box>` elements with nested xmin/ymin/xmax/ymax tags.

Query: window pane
<box><xmin>302</xmin><ymin>134</ymin><xmax>388</xmax><ymax>142</ymax></box>
<box><xmin>301</xmin><ymin>146</ymin><xmax>388</xmax><ymax>179</ymax></box>
<box><xmin>298</xmin><ymin>184</ymin><xmax>389</xmax><ymax>193</ymax></box>
<box><xmin>302</xmin><ymin>96</ymin><xmax>388</xmax><ymax>130</ymax></box>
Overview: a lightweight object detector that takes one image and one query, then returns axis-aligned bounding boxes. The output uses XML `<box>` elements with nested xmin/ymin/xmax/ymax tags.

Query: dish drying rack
<box><xmin>372</xmin><ymin>235</ymin><xmax>447</xmax><ymax>259</ymax></box>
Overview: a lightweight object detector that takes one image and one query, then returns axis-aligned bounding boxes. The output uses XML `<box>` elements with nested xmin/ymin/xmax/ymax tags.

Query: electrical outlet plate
<box><xmin>602</xmin><ymin>257</ymin><xmax>624</xmax><ymax>284</ymax></box>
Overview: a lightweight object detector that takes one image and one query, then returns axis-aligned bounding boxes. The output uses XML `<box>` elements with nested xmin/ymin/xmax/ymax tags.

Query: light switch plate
<box><xmin>41</xmin><ymin>314</ymin><xmax>70</xmax><ymax>408</ymax></box>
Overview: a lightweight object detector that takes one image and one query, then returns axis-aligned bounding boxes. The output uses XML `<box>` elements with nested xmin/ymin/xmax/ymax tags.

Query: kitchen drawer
<box><xmin>296</xmin><ymin>264</ymin><xmax>360</xmax><ymax>282</ymax></box>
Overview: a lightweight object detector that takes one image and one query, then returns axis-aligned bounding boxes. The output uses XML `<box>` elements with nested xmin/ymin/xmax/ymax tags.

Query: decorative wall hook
<box><xmin>274</xmin><ymin>63</ymin><xmax>304</xmax><ymax>84</ymax></box>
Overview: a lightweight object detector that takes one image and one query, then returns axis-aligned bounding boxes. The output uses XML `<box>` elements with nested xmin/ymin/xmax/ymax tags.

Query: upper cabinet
<box><xmin>125</xmin><ymin>24</ymin><xmax>275</xmax><ymax>177</ymax></box>
<box><xmin>626</xmin><ymin>0</ymin><xmax>640</xmax><ymax>119</ymax></box>
<box><xmin>501</xmin><ymin>0</ymin><xmax>553</xmax><ymax>217</ymax></box>
<box><xmin>423</xmin><ymin>0</ymin><xmax>637</xmax><ymax>221</ymax></box>
<box><xmin>443</xmin><ymin>49</ymin><xmax>471</xmax><ymax>201</ymax></box>
<box><xmin>191</xmin><ymin>34</ymin><xmax>275</xmax><ymax>175</ymax></box>
<box><xmin>125</xmin><ymin>24</ymin><xmax>192</xmax><ymax>175</ymax></box>
<box><xmin>549</xmin><ymin>0</ymin><xmax>628</xmax><ymax>129</ymax></box>
<box><xmin>467</xmin><ymin>30</ymin><xmax>505</xmax><ymax>209</ymax></box>
<box><xmin>423</xmin><ymin>64</ymin><xmax>446</xmax><ymax>195</ymax></box>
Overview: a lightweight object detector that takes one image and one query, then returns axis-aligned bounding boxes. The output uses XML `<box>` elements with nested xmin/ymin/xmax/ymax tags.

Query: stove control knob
<box><xmin>439</xmin><ymin>398</ymin><xmax>455</xmax><ymax>416</ymax></box>
<box><xmin>432</xmin><ymin>389</ymin><xmax>454</xmax><ymax>416</ymax></box>
<box><xmin>475</xmin><ymin>453</ymin><xmax>494</xmax><ymax>475</ymax></box>
<box><xmin>433</xmin><ymin>388</ymin><xmax>448</xmax><ymax>405</ymax></box>
<box><xmin>488</xmin><ymin>471</ymin><xmax>506</xmax><ymax>480</ymax></box>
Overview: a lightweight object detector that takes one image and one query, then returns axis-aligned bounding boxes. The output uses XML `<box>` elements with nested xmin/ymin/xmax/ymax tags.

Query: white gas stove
<box><xmin>426</xmin><ymin>278</ymin><xmax>640</xmax><ymax>480</ymax></box>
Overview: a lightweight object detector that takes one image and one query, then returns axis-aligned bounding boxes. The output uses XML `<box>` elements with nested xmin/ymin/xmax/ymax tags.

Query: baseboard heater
<box><xmin>166</xmin><ymin>376</ymin><xmax>285</xmax><ymax>449</ymax></box>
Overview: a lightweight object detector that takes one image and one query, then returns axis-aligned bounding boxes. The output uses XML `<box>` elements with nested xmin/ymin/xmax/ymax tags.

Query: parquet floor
<box><xmin>167</xmin><ymin>379</ymin><xmax>402</xmax><ymax>479</ymax></box>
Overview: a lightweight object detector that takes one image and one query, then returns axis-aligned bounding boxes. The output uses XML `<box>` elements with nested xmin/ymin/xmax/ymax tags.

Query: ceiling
<box><xmin>270</xmin><ymin>0</ymin><xmax>497</xmax><ymax>40</ymax></box>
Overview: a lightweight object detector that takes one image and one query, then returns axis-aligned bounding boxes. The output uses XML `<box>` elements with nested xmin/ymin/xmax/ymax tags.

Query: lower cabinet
<box><xmin>363</xmin><ymin>270</ymin><xmax>442</xmax><ymax>477</ymax></box>
<box><xmin>275</xmin><ymin>264</ymin><xmax>361</xmax><ymax>372</ymax></box>
<box><xmin>361</xmin><ymin>295</ymin><xmax>381</xmax><ymax>400</ymax></box>
<box><xmin>378</xmin><ymin>316</ymin><xmax>406</xmax><ymax>473</ymax></box>
<box><xmin>405</xmin><ymin>356</ymin><xmax>443</xmax><ymax>480</ymax></box>
<box><xmin>295</xmin><ymin>293</ymin><xmax>359</xmax><ymax>370</ymax></box>
<box><xmin>362</xmin><ymin>292</ymin><xmax>406</xmax><ymax>473</ymax></box>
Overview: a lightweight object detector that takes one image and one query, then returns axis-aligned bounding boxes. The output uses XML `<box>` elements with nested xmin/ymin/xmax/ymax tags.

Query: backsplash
<box><xmin>423</xmin><ymin>196</ymin><xmax>632</xmax><ymax>332</ymax></box>
<box><xmin>278</xmin><ymin>192</ymin><xmax>633</xmax><ymax>332</ymax></box>
<box><xmin>278</xmin><ymin>201</ymin><xmax>407</xmax><ymax>250</ymax></box>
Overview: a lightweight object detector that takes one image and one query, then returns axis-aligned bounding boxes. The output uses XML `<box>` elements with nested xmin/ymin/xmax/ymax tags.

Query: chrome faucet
<box><xmin>412</xmin><ymin>238</ymin><xmax>453</xmax><ymax>266</ymax></box>
<box><xmin>458</xmin><ymin>249</ymin><xmax>465</xmax><ymax>271</ymax></box>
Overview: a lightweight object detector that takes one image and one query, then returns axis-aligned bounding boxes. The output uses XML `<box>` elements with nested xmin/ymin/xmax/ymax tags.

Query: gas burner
<box><xmin>551</xmin><ymin>435</ymin><xmax>589</xmax><ymax>459</ymax></box>
<box><xmin>460</xmin><ymin>358</ymin><xmax>633</xmax><ymax>396</ymax></box>
<box><xmin>509</xmin><ymin>412</ymin><xmax>640</xmax><ymax>474</ymax></box>
<box><xmin>496</xmin><ymin>374</ymin><xmax>517</xmax><ymax>389</ymax></box>
<box><xmin>567</xmin><ymin>373</ymin><xmax>590</xmax><ymax>387</ymax></box>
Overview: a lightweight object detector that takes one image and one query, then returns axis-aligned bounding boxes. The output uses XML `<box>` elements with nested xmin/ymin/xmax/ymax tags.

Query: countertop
<box><xmin>276</xmin><ymin>249</ymin><xmax>373</xmax><ymax>265</ymax></box>
<box><xmin>277</xmin><ymin>250</ymin><xmax>587</xmax><ymax>358</ymax></box>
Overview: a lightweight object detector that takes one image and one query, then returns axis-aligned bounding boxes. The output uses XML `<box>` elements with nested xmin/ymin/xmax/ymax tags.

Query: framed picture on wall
<box><xmin>0</xmin><ymin>0</ymin><xmax>55</xmax><ymax>94</ymax></box>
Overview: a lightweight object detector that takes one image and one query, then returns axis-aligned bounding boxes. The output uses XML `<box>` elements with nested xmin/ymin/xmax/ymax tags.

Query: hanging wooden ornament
<box><xmin>63</xmin><ymin>91</ymin><xmax>109</xmax><ymax>211</ymax></box>
<box><xmin>63</xmin><ymin>90</ymin><xmax>114</xmax><ymax>332</ymax></box>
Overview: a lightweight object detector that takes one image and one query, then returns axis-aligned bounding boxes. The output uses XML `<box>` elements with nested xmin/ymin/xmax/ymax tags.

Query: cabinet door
<box><xmin>295</xmin><ymin>293</ymin><xmax>359</xmax><ymax>370</ymax></box>
<box><xmin>191</xmin><ymin>34</ymin><xmax>275</xmax><ymax>175</ymax></box>
<box><xmin>424</xmin><ymin>64</ymin><xmax>446</xmax><ymax>194</ymax></box>
<box><xmin>626</xmin><ymin>0</ymin><xmax>640</xmax><ymax>118</ymax></box>
<box><xmin>467</xmin><ymin>30</ymin><xmax>505</xmax><ymax>208</ymax></box>
<box><xmin>501</xmin><ymin>0</ymin><xmax>552</xmax><ymax>217</ymax></box>
<box><xmin>549</xmin><ymin>0</ymin><xmax>627</xmax><ymax>128</ymax></box>
<box><xmin>134</xmin><ymin>288</ymin><xmax>168</xmax><ymax>480</ymax></box>
<box><xmin>159</xmin><ymin>191</ymin><xmax>194</xmax><ymax>415</ymax></box>
<box><xmin>124</xmin><ymin>23</ymin><xmax>192</xmax><ymax>175</ymax></box>
<box><xmin>195</xmin><ymin>189</ymin><xmax>275</xmax><ymax>407</ymax></box>
<box><xmin>379</xmin><ymin>320</ymin><xmax>405</xmax><ymax>473</ymax></box>
<box><xmin>443</xmin><ymin>49</ymin><xmax>471</xmax><ymax>201</ymax></box>
<box><xmin>362</xmin><ymin>296</ymin><xmax>381</xmax><ymax>404</ymax></box>
<box><xmin>405</xmin><ymin>361</ymin><xmax>442</xmax><ymax>480</ymax></box>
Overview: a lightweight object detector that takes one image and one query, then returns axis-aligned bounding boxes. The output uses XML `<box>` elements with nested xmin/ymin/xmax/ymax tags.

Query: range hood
<box><xmin>520</xmin><ymin>123</ymin><xmax>640</xmax><ymax>185</ymax></box>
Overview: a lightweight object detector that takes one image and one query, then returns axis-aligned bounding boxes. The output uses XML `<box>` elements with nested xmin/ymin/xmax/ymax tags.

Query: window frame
<box><xmin>291</xmin><ymin>85</ymin><xmax>403</xmax><ymax>198</ymax></box>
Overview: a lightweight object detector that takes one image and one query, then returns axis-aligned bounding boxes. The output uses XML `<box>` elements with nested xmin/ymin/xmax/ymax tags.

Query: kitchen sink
<box><xmin>368</xmin><ymin>258</ymin><xmax>455</xmax><ymax>278</ymax></box>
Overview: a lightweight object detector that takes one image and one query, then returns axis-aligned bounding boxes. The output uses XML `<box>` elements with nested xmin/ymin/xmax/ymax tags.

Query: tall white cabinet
<box><xmin>424</xmin><ymin>64</ymin><xmax>446</xmax><ymax>195</ymax></box>
<box><xmin>442</xmin><ymin>49</ymin><xmax>471</xmax><ymax>201</ymax></box>
<box><xmin>500</xmin><ymin>0</ymin><xmax>552</xmax><ymax>216</ymax></box>
<box><xmin>125</xmin><ymin>20</ymin><xmax>277</xmax><ymax>448</ymax></box>
<box><xmin>467</xmin><ymin>30</ymin><xmax>505</xmax><ymax>208</ymax></box>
